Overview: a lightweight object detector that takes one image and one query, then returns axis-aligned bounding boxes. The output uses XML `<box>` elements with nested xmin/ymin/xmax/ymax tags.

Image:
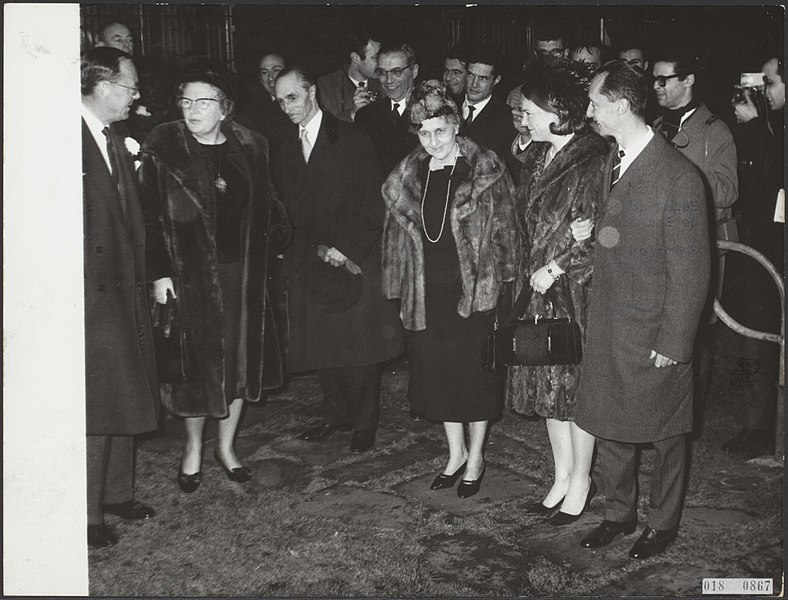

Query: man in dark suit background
<box><xmin>354</xmin><ymin>42</ymin><xmax>420</xmax><ymax>176</ymax></box>
<box><xmin>461</xmin><ymin>46</ymin><xmax>519</xmax><ymax>179</ymax></box>
<box><xmin>81</xmin><ymin>47</ymin><xmax>159</xmax><ymax>548</ymax></box>
<box><xmin>576</xmin><ymin>60</ymin><xmax>710</xmax><ymax>560</ymax></box>
<box><xmin>273</xmin><ymin>67</ymin><xmax>404</xmax><ymax>453</ymax></box>
<box><xmin>317</xmin><ymin>27</ymin><xmax>381</xmax><ymax>123</ymax></box>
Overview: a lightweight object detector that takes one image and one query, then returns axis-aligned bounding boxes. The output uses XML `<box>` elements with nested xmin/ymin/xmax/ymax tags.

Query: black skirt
<box><xmin>218</xmin><ymin>261</ymin><xmax>244</xmax><ymax>402</ymax></box>
<box><xmin>407</xmin><ymin>165</ymin><xmax>499</xmax><ymax>422</ymax></box>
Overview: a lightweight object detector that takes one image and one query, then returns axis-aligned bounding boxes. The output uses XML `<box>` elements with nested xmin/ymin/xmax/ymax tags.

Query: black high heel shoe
<box><xmin>549</xmin><ymin>480</ymin><xmax>596</xmax><ymax>526</ymax></box>
<box><xmin>214</xmin><ymin>450</ymin><xmax>252</xmax><ymax>483</ymax></box>
<box><xmin>177</xmin><ymin>470</ymin><xmax>202</xmax><ymax>493</ymax></box>
<box><xmin>523</xmin><ymin>496</ymin><xmax>564</xmax><ymax>515</ymax></box>
<box><xmin>457</xmin><ymin>463</ymin><xmax>486</xmax><ymax>499</ymax></box>
<box><xmin>430</xmin><ymin>462</ymin><xmax>467</xmax><ymax>490</ymax></box>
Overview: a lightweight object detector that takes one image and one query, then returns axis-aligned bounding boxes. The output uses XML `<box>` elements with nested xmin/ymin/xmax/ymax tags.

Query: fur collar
<box><xmin>382</xmin><ymin>135</ymin><xmax>506</xmax><ymax>230</ymax></box>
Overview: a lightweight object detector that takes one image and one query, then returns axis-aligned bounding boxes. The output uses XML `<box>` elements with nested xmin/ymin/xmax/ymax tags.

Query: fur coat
<box><xmin>381</xmin><ymin>136</ymin><xmax>520</xmax><ymax>331</ymax></box>
<box><xmin>139</xmin><ymin>120</ymin><xmax>290</xmax><ymax>418</ymax></box>
<box><xmin>506</xmin><ymin>131</ymin><xmax>609</xmax><ymax>419</ymax></box>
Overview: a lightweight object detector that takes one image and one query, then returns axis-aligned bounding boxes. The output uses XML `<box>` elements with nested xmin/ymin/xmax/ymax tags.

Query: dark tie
<box><xmin>464</xmin><ymin>104</ymin><xmax>476</xmax><ymax>127</ymax></box>
<box><xmin>102</xmin><ymin>126</ymin><xmax>127</xmax><ymax>216</ymax></box>
<box><xmin>610</xmin><ymin>148</ymin><xmax>626</xmax><ymax>189</ymax></box>
<box><xmin>391</xmin><ymin>102</ymin><xmax>400</xmax><ymax>122</ymax></box>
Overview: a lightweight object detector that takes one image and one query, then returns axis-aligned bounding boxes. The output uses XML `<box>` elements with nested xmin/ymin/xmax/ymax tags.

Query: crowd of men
<box><xmin>83</xmin><ymin>17</ymin><xmax>784</xmax><ymax>555</ymax></box>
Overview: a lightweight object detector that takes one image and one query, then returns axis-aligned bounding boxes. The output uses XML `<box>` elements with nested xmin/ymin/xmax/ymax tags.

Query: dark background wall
<box><xmin>81</xmin><ymin>4</ymin><xmax>783</xmax><ymax>122</ymax></box>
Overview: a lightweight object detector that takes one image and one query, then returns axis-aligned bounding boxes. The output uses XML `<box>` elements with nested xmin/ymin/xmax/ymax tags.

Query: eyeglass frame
<box><xmin>535</xmin><ymin>48</ymin><xmax>565</xmax><ymax>57</ymax></box>
<box><xmin>374</xmin><ymin>63</ymin><xmax>414</xmax><ymax>79</ymax></box>
<box><xmin>176</xmin><ymin>97</ymin><xmax>221</xmax><ymax>111</ymax></box>
<box><xmin>652</xmin><ymin>73</ymin><xmax>684</xmax><ymax>88</ymax></box>
<box><xmin>110</xmin><ymin>81</ymin><xmax>140</xmax><ymax>94</ymax></box>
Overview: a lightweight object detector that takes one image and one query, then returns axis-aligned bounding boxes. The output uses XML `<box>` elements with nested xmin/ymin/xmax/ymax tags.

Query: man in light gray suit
<box><xmin>575</xmin><ymin>60</ymin><xmax>710</xmax><ymax>560</ymax></box>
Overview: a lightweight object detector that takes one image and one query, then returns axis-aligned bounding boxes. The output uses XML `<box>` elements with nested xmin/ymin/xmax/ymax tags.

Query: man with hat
<box><xmin>273</xmin><ymin>67</ymin><xmax>404</xmax><ymax>453</ymax></box>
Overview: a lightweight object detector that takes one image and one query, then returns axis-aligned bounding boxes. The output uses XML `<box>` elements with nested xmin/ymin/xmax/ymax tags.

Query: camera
<box><xmin>733</xmin><ymin>72</ymin><xmax>765</xmax><ymax>105</ymax></box>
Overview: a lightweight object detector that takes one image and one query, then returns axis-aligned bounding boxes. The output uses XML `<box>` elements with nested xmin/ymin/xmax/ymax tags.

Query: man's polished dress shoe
<box><xmin>214</xmin><ymin>450</ymin><xmax>252</xmax><ymax>483</ymax></box>
<box><xmin>457</xmin><ymin>463</ymin><xmax>486</xmax><ymax>498</ymax></box>
<box><xmin>580</xmin><ymin>519</ymin><xmax>637</xmax><ymax>548</ymax></box>
<box><xmin>177</xmin><ymin>470</ymin><xmax>202</xmax><ymax>493</ymax></box>
<box><xmin>349</xmin><ymin>428</ymin><xmax>376</xmax><ymax>453</ymax></box>
<box><xmin>549</xmin><ymin>480</ymin><xmax>596</xmax><ymax>526</ymax></box>
<box><xmin>522</xmin><ymin>496</ymin><xmax>564</xmax><ymax>515</ymax></box>
<box><xmin>103</xmin><ymin>500</ymin><xmax>156</xmax><ymax>520</ymax></box>
<box><xmin>88</xmin><ymin>523</ymin><xmax>118</xmax><ymax>548</ymax></box>
<box><xmin>430</xmin><ymin>462</ymin><xmax>467</xmax><ymax>490</ymax></box>
<box><xmin>628</xmin><ymin>526</ymin><xmax>677</xmax><ymax>559</ymax></box>
<box><xmin>298</xmin><ymin>422</ymin><xmax>353</xmax><ymax>442</ymax></box>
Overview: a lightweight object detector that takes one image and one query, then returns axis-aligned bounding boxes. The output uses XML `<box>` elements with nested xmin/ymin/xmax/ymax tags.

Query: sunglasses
<box><xmin>653</xmin><ymin>73</ymin><xmax>683</xmax><ymax>88</ymax></box>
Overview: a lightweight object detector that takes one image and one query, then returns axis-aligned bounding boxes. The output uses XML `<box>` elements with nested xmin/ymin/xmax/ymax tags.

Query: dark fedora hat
<box><xmin>307</xmin><ymin>257</ymin><xmax>363</xmax><ymax>313</ymax></box>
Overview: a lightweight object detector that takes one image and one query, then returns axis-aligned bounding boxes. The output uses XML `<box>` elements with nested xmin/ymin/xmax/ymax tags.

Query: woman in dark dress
<box><xmin>506</xmin><ymin>63</ymin><xmax>608</xmax><ymax>524</ymax></box>
<box><xmin>382</xmin><ymin>82</ymin><xmax>520</xmax><ymax>498</ymax></box>
<box><xmin>139</xmin><ymin>66</ymin><xmax>290</xmax><ymax>493</ymax></box>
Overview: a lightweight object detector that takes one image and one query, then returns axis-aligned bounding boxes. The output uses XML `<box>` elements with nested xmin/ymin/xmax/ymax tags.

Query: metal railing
<box><xmin>713</xmin><ymin>240</ymin><xmax>784</xmax><ymax>462</ymax></box>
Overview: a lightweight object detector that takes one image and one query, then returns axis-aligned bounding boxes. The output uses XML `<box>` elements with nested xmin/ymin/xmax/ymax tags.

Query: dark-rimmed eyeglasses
<box><xmin>374</xmin><ymin>64</ymin><xmax>414</xmax><ymax>79</ymax></box>
<box><xmin>535</xmin><ymin>48</ymin><xmax>564</xmax><ymax>57</ymax></box>
<box><xmin>177</xmin><ymin>97</ymin><xmax>220</xmax><ymax>111</ymax></box>
<box><xmin>110</xmin><ymin>81</ymin><xmax>140</xmax><ymax>94</ymax></box>
<box><xmin>653</xmin><ymin>73</ymin><xmax>683</xmax><ymax>88</ymax></box>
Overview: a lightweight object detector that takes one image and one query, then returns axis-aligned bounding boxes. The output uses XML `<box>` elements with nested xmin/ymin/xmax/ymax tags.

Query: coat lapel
<box><xmin>82</xmin><ymin>119</ymin><xmax>130</xmax><ymax>236</ymax></box>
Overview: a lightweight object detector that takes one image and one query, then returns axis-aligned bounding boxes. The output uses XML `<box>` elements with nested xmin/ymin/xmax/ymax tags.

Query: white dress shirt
<box><xmin>463</xmin><ymin>94</ymin><xmax>492</xmax><ymax>122</ymax></box>
<box><xmin>618</xmin><ymin>126</ymin><xmax>655</xmax><ymax>179</ymax></box>
<box><xmin>300</xmin><ymin>108</ymin><xmax>324</xmax><ymax>148</ymax></box>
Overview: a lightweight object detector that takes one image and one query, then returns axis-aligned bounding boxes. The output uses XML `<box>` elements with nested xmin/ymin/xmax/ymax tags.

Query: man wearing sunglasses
<box><xmin>354</xmin><ymin>41</ymin><xmax>420</xmax><ymax>176</ymax></box>
<box><xmin>652</xmin><ymin>51</ymin><xmax>738</xmax><ymax>410</ymax></box>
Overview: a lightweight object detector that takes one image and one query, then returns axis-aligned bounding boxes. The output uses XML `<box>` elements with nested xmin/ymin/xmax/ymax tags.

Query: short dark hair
<box><xmin>343</xmin><ymin>27</ymin><xmax>378</xmax><ymax>62</ymax></box>
<box><xmin>277</xmin><ymin>66</ymin><xmax>316</xmax><ymax>90</ymax></box>
<box><xmin>596</xmin><ymin>59</ymin><xmax>649</xmax><ymax>119</ymax></box>
<box><xmin>378</xmin><ymin>42</ymin><xmax>417</xmax><ymax>66</ymax></box>
<box><xmin>652</xmin><ymin>49</ymin><xmax>706</xmax><ymax>82</ymax></box>
<box><xmin>534</xmin><ymin>23</ymin><xmax>566</xmax><ymax>46</ymax></box>
<box><xmin>81</xmin><ymin>46</ymin><xmax>132</xmax><ymax>96</ymax></box>
<box><xmin>407</xmin><ymin>81</ymin><xmax>460</xmax><ymax>133</ymax></box>
<box><xmin>616</xmin><ymin>40</ymin><xmax>647</xmax><ymax>59</ymax></box>
<box><xmin>570</xmin><ymin>39</ymin><xmax>603</xmax><ymax>56</ymax></box>
<box><xmin>257</xmin><ymin>50</ymin><xmax>288</xmax><ymax>67</ymax></box>
<box><xmin>466</xmin><ymin>44</ymin><xmax>505</xmax><ymax>77</ymax></box>
<box><xmin>444</xmin><ymin>44</ymin><xmax>468</xmax><ymax>67</ymax></box>
<box><xmin>520</xmin><ymin>62</ymin><xmax>592</xmax><ymax>135</ymax></box>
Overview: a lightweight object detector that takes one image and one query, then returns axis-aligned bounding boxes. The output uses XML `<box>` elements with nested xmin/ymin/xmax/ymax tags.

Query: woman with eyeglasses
<box><xmin>382</xmin><ymin>82</ymin><xmax>520</xmax><ymax>498</ymax></box>
<box><xmin>138</xmin><ymin>65</ymin><xmax>290</xmax><ymax>493</ymax></box>
<box><xmin>507</xmin><ymin>62</ymin><xmax>608</xmax><ymax>525</ymax></box>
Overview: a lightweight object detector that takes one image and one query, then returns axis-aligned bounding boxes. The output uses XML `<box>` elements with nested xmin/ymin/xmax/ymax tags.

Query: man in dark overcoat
<box><xmin>576</xmin><ymin>61</ymin><xmax>710</xmax><ymax>560</ymax></box>
<box><xmin>273</xmin><ymin>67</ymin><xmax>404</xmax><ymax>453</ymax></box>
<box><xmin>81</xmin><ymin>47</ymin><xmax>159</xmax><ymax>548</ymax></box>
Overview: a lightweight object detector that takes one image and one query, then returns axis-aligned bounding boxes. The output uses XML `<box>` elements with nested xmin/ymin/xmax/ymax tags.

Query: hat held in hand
<box><xmin>307</xmin><ymin>246</ymin><xmax>363</xmax><ymax>313</ymax></box>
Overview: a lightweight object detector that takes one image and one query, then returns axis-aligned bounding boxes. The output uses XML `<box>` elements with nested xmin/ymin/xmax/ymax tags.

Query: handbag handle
<box><xmin>497</xmin><ymin>270</ymin><xmax>575</xmax><ymax>330</ymax></box>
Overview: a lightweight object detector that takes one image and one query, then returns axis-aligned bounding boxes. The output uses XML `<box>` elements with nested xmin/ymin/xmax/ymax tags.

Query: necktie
<box><xmin>610</xmin><ymin>148</ymin><xmax>626</xmax><ymax>189</ymax></box>
<box><xmin>463</xmin><ymin>104</ymin><xmax>476</xmax><ymax>128</ymax></box>
<box><xmin>102</xmin><ymin>126</ymin><xmax>126</xmax><ymax>216</ymax></box>
<box><xmin>300</xmin><ymin>127</ymin><xmax>312</xmax><ymax>163</ymax></box>
<box><xmin>101</xmin><ymin>126</ymin><xmax>118</xmax><ymax>183</ymax></box>
<box><xmin>391</xmin><ymin>102</ymin><xmax>400</xmax><ymax>121</ymax></box>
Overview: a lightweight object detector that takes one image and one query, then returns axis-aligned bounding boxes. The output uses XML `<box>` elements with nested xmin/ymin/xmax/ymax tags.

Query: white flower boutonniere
<box><xmin>124</xmin><ymin>137</ymin><xmax>142</xmax><ymax>170</ymax></box>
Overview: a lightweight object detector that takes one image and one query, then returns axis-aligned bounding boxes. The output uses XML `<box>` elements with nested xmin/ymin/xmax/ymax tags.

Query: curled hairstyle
<box><xmin>520</xmin><ymin>61</ymin><xmax>593</xmax><ymax>135</ymax></box>
<box><xmin>596</xmin><ymin>59</ymin><xmax>649</xmax><ymax>119</ymax></box>
<box><xmin>81</xmin><ymin>46</ymin><xmax>132</xmax><ymax>96</ymax></box>
<box><xmin>406</xmin><ymin>81</ymin><xmax>460</xmax><ymax>134</ymax></box>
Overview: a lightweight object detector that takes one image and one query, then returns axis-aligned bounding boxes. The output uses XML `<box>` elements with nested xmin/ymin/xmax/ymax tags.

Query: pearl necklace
<box><xmin>421</xmin><ymin>161</ymin><xmax>457</xmax><ymax>243</ymax></box>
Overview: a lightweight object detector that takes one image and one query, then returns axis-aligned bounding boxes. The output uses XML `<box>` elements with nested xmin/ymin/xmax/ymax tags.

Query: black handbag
<box><xmin>152</xmin><ymin>293</ymin><xmax>201</xmax><ymax>384</ymax></box>
<box><xmin>484</xmin><ymin>280</ymin><xmax>582</xmax><ymax>370</ymax></box>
